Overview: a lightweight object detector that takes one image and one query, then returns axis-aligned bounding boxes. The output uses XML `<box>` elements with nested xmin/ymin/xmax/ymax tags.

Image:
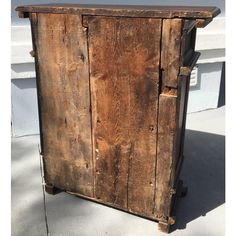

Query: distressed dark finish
<box><xmin>16</xmin><ymin>4</ymin><xmax>220</xmax><ymax>234</ymax></box>
<box><xmin>30</xmin><ymin>13</ymin><xmax>94</xmax><ymax>196</ymax></box>
<box><xmin>16</xmin><ymin>4</ymin><xmax>220</xmax><ymax>19</ymax></box>
<box><xmin>161</xmin><ymin>19</ymin><xmax>182</xmax><ymax>88</ymax></box>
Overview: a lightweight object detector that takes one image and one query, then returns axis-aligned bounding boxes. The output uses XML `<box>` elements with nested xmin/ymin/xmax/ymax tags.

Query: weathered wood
<box><xmin>161</xmin><ymin>19</ymin><xmax>182</xmax><ymax>88</ymax></box>
<box><xmin>124</xmin><ymin>18</ymin><xmax>161</xmax><ymax>216</ymax></box>
<box><xmin>158</xmin><ymin>179</ymin><xmax>186</xmax><ymax>233</ymax></box>
<box><xmin>16</xmin><ymin>4</ymin><xmax>220</xmax><ymax>234</ymax></box>
<box><xmin>16</xmin><ymin>4</ymin><xmax>220</xmax><ymax>20</ymax></box>
<box><xmin>86</xmin><ymin>16</ymin><xmax>161</xmax><ymax>214</ymax></box>
<box><xmin>158</xmin><ymin>221</ymin><xmax>170</xmax><ymax>233</ymax></box>
<box><xmin>154</xmin><ymin>17</ymin><xmax>199</xmax><ymax>221</ymax></box>
<box><xmin>154</xmin><ymin>92</ymin><xmax>179</xmax><ymax>219</ymax></box>
<box><xmin>30</xmin><ymin>13</ymin><xmax>94</xmax><ymax>197</ymax></box>
<box><xmin>66</xmin><ymin>190</ymin><xmax>159</xmax><ymax>221</ymax></box>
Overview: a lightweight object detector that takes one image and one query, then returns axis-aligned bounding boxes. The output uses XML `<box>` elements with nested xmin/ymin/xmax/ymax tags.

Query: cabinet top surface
<box><xmin>16</xmin><ymin>4</ymin><xmax>220</xmax><ymax>19</ymax></box>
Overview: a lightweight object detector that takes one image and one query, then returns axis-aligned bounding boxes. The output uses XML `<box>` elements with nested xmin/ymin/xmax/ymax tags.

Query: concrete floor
<box><xmin>12</xmin><ymin>106</ymin><xmax>225</xmax><ymax>236</ymax></box>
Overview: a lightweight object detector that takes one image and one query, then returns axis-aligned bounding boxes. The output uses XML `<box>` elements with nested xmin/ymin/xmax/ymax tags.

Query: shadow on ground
<box><xmin>172</xmin><ymin>129</ymin><xmax>225</xmax><ymax>231</ymax></box>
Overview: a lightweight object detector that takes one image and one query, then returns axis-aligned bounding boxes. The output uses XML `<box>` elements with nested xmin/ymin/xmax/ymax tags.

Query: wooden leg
<box><xmin>158</xmin><ymin>221</ymin><xmax>170</xmax><ymax>233</ymax></box>
<box><xmin>157</xmin><ymin>180</ymin><xmax>188</xmax><ymax>233</ymax></box>
<box><xmin>45</xmin><ymin>184</ymin><xmax>62</xmax><ymax>195</ymax></box>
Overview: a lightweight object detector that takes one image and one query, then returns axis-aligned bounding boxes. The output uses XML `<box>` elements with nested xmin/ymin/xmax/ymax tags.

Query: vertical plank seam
<box><xmin>83</xmin><ymin>20</ymin><xmax>95</xmax><ymax>198</ymax></box>
<box><xmin>153</xmin><ymin>19</ymin><xmax>163</xmax><ymax>216</ymax></box>
<box><xmin>113</xmin><ymin>18</ymin><xmax>122</xmax><ymax>205</ymax></box>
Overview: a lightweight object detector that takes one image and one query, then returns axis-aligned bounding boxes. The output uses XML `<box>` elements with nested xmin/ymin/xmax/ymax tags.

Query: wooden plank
<box><xmin>87</xmin><ymin>16</ymin><xmax>161</xmax><ymax>214</ymax></box>
<box><xmin>30</xmin><ymin>13</ymin><xmax>94</xmax><ymax>197</ymax></box>
<box><xmin>155</xmin><ymin>16</ymin><xmax>199</xmax><ymax>219</ymax></box>
<box><xmin>154</xmin><ymin>92</ymin><xmax>178</xmax><ymax>219</ymax></box>
<box><xmin>16</xmin><ymin>4</ymin><xmax>221</xmax><ymax>20</ymax></box>
<box><xmin>161</xmin><ymin>19</ymin><xmax>182</xmax><ymax>88</ymax></box>
<box><xmin>154</xmin><ymin>16</ymin><xmax>199</xmax><ymax>219</ymax></box>
<box><xmin>127</xmin><ymin>18</ymin><xmax>161</xmax><ymax>216</ymax></box>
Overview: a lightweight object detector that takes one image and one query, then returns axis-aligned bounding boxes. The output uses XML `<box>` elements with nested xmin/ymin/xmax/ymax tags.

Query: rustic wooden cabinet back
<box><xmin>16</xmin><ymin>4</ymin><xmax>220</xmax><ymax>233</ymax></box>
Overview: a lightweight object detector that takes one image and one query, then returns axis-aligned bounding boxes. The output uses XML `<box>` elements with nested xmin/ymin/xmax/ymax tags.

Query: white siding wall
<box><xmin>11</xmin><ymin>0</ymin><xmax>225</xmax><ymax>136</ymax></box>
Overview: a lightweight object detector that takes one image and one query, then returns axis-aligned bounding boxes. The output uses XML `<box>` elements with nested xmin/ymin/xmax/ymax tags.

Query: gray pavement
<box><xmin>12</xmin><ymin>106</ymin><xmax>225</xmax><ymax>236</ymax></box>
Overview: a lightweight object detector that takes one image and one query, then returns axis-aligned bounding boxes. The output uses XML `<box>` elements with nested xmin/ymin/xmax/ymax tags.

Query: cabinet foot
<box><xmin>158</xmin><ymin>221</ymin><xmax>170</xmax><ymax>233</ymax></box>
<box><xmin>45</xmin><ymin>184</ymin><xmax>62</xmax><ymax>195</ymax></box>
<box><xmin>157</xmin><ymin>180</ymin><xmax>188</xmax><ymax>233</ymax></box>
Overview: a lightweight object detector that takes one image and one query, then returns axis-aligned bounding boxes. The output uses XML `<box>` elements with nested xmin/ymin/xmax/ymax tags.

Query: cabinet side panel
<box><xmin>30</xmin><ymin>13</ymin><xmax>93</xmax><ymax>196</ymax></box>
<box><xmin>177</xmin><ymin>22</ymin><xmax>197</xmax><ymax>164</ymax></box>
<box><xmin>87</xmin><ymin>16</ymin><xmax>161</xmax><ymax>215</ymax></box>
<box><xmin>154</xmin><ymin>18</ymin><xmax>185</xmax><ymax>220</ymax></box>
<box><xmin>173</xmin><ymin>75</ymin><xmax>190</xmax><ymax>189</ymax></box>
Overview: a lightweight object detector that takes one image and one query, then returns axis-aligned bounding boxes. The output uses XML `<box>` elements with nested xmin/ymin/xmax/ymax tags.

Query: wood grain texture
<box><xmin>86</xmin><ymin>16</ymin><xmax>161</xmax><ymax>214</ymax></box>
<box><xmin>154</xmin><ymin>92</ymin><xmax>179</xmax><ymax>219</ymax></box>
<box><xmin>16</xmin><ymin>4</ymin><xmax>221</xmax><ymax>21</ymax></box>
<box><xmin>30</xmin><ymin>13</ymin><xmax>94</xmax><ymax>196</ymax></box>
<box><xmin>161</xmin><ymin>19</ymin><xmax>182</xmax><ymax>88</ymax></box>
<box><xmin>21</xmin><ymin>6</ymin><xmax>213</xmax><ymax>231</ymax></box>
<box><xmin>154</xmin><ymin>18</ymin><xmax>197</xmax><ymax>220</ymax></box>
<box><xmin>154</xmin><ymin>17</ymin><xmax>199</xmax><ymax>221</ymax></box>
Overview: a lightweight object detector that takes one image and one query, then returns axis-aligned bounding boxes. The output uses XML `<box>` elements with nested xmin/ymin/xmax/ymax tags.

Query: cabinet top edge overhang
<box><xmin>16</xmin><ymin>4</ymin><xmax>220</xmax><ymax>21</ymax></box>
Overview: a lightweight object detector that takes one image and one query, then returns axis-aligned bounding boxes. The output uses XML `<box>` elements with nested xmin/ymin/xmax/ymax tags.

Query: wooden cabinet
<box><xmin>16</xmin><ymin>4</ymin><xmax>220</xmax><ymax>233</ymax></box>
